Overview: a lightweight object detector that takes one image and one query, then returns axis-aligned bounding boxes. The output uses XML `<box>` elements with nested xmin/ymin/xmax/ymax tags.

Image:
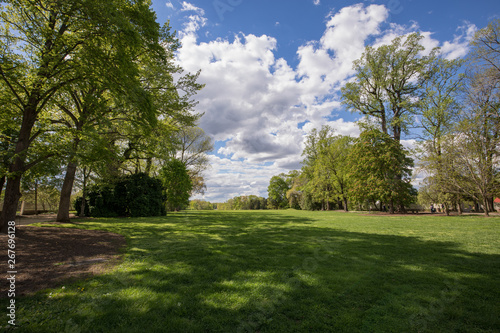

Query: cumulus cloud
<box><xmin>175</xmin><ymin>3</ymin><xmax>476</xmax><ymax>201</ymax></box>
<box><xmin>180</xmin><ymin>1</ymin><xmax>205</xmax><ymax>15</ymax></box>
<box><xmin>192</xmin><ymin>155</ymin><xmax>288</xmax><ymax>202</ymax></box>
<box><xmin>440</xmin><ymin>22</ymin><xmax>477</xmax><ymax>59</ymax></box>
<box><xmin>178</xmin><ymin>2</ymin><xmax>207</xmax><ymax>35</ymax></box>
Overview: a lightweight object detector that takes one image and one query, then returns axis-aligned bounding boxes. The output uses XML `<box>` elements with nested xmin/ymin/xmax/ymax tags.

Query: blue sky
<box><xmin>150</xmin><ymin>0</ymin><xmax>499</xmax><ymax>202</ymax></box>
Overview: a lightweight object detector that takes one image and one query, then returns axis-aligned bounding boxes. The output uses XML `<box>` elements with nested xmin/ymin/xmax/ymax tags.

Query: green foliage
<box><xmin>347</xmin><ymin>129</ymin><xmax>416</xmax><ymax>212</ymax></box>
<box><xmin>124</xmin><ymin>173</ymin><xmax>165</xmax><ymax>217</ymax></box>
<box><xmin>78</xmin><ymin>173</ymin><xmax>164</xmax><ymax>217</ymax></box>
<box><xmin>176</xmin><ymin>126</ymin><xmax>214</xmax><ymax>195</ymax></box>
<box><xmin>267</xmin><ymin>175</ymin><xmax>290</xmax><ymax>209</ymax></box>
<box><xmin>85</xmin><ymin>184</ymin><xmax>121</xmax><ymax>217</ymax></box>
<box><xmin>341</xmin><ymin>33</ymin><xmax>437</xmax><ymax>141</ymax></box>
<box><xmin>160</xmin><ymin>159</ymin><xmax>192</xmax><ymax>212</ymax></box>
<box><xmin>189</xmin><ymin>199</ymin><xmax>214</xmax><ymax>210</ymax></box>
<box><xmin>299</xmin><ymin>126</ymin><xmax>354</xmax><ymax>211</ymax></box>
<box><xmin>220</xmin><ymin>195</ymin><xmax>268</xmax><ymax>210</ymax></box>
<box><xmin>0</xmin><ymin>0</ymin><xmax>203</xmax><ymax>229</ymax></box>
<box><xmin>74</xmin><ymin>196</ymin><xmax>90</xmax><ymax>217</ymax></box>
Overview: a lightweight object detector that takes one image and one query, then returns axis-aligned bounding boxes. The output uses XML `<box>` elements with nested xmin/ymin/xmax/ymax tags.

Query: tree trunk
<box><xmin>343</xmin><ymin>196</ymin><xmax>349</xmax><ymax>212</ymax></box>
<box><xmin>0</xmin><ymin>175</ymin><xmax>5</xmax><ymax>199</ymax></box>
<box><xmin>0</xmin><ymin>96</ymin><xmax>39</xmax><ymax>232</ymax></box>
<box><xmin>0</xmin><ymin>176</ymin><xmax>22</xmax><ymax>233</ymax></box>
<box><xmin>56</xmin><ymin>161</ymin><xmax>78</xmax><ymax>222</ymax></box>
<box><xmin>457</xmin><ymin>201</ymin><xmax>463</xmax><ymax>215</ymax></box>
<box><xmin>389</xmin><ymin>200</ymin><xmax>395</xmax><ymax>214</ymax></box>
<box><xmin>80</xmin><ymin>167</ymin><xmax>88</xmax><ymax>217</ymax></box>
<box><xmin>1</xmin><ymin>156</ymin><xmax>26</xmax><ymax>233</ymax></box>
<box><xmin>444</xmin><ymin>203</ymin><xmax>450</xmax><ymax>216</ymax></box>
<box><xmin>488</xmin><ymin>197</ymin><xmax>494</xmax><ymax>213</ymax></box>
<box><xmin>381</xmin><ymin>114</ymin><xmax>387</xmax><ymax>135</ymax></box>
<box><xmin>483</xmin><ymin>198</ymin><xmax>490</xmax><ymax>217</ymax></box>
<box><xmin>145</xmin><ymin>157</ymin><xmax>152</xmax><ymax>176</ymax></box>
<box><xmin>34</xmin><ymin>180</ymin><xmax>38</xmax><ymax>215</ymax></box>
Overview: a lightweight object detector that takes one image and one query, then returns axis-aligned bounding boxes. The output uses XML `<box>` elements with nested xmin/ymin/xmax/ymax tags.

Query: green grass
<box><xmin>5</xmin><ymin>210</ymin><xmax>500</xmax><ymax>332</ymax></box>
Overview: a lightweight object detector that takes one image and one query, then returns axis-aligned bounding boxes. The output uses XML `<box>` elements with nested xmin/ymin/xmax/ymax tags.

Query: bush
<box><xmin>74</xmin><ymin>173</ymin><xmax>165</xmax><ymax>217</ymax></box>
<box><xmin>74</xmin><ymin>196</ymin><xmax>90</xmax><ymax>217</ymax></box>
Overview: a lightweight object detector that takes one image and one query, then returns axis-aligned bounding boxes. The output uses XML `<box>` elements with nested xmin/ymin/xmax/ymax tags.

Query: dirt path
<box><xmin>1</xmin><ymin>220</ymin><xmax>126</xmax><ymax>297</ymax></box>
<box><xmin>10</xmin><ymin>213</ymin><xmax>74</xmax><ymax>226</ymax></box>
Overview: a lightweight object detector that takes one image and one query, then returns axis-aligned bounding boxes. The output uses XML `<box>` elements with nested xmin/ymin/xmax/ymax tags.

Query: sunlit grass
<box><xmin>5</xmin><ymin>210</ymin><xmax>500</xmax><ymax>332</ymax></box>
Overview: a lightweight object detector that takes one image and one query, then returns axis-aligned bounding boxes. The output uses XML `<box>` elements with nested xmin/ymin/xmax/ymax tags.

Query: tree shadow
<box><xmin>14</xmin><ymin>211</ymin><xmax>500</xmax><ymax>332</ymax></box>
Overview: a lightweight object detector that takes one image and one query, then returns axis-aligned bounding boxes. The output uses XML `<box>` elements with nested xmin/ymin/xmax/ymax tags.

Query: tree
<box><xmin>317</xmin><ymin>135</ymin><xmax>354</xmax><ymax>211</ymax></box>
<box><xmin>160</xmin><ymin>159</ymin><xmax>192</xmax><ymax>212</ymax></box>
<box><xmin>300</xmin><ymin>126</ymin><xmax>336</xmax><ymax>210</ymax></box>
<box><xmin>416</xmin><ymin>58</ymin><xmax>465</xmax><ymax>214</ymax></box>
<box><xmin>286</xmin><ymin>171</ymin><xmax>304</xmax><ymax>210</ymax></box>
<box><xmin>53</xmin><ymin>26</ymin><xmax>202</xmax><ymax>222</ymax></box>
<box><xmin>0</xmin><ymin>0</ymin><xmax>168</xmax><ymax>232</ymax></box>
<box><xmin>267</xmin><ymin>175</ymin><xmax>290</xmax><ymax>209</ymax></box>
<box><xmin>461</xmin><ymin>19</ymin><xmax>500</xmax><ymax>214</ymax></box>
<box><xmin>175</xmin><ymin>126</ymin><xmax>214</xmax><ymax>195</ymax></box>
<box><xmin>347</xmin><ymin>129</ymin><xmax>415</xmax><ymax>213</ymax></box>
<box><xmin>342</xmin><ymin>33</ymin><xmax>437</xmax><ymax>142</ymax></box>
<box><xmin>300</xmin><ymin>126</ymin><xmax>353</xmax><ymax>211</ymax></box>
<box><xmin>469</xmin><ymin>19</ymin><xmax>500</xmax><ymax>82</ymax></box>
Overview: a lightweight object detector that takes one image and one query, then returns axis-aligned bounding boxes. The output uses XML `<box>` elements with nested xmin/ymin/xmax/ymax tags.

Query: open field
<box><xmin>3</xmin><ymin>210</ymin><xmax>500</xmax><ymax>332</ymax></box>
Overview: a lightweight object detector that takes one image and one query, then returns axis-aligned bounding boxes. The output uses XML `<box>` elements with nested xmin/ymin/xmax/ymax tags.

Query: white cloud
<box><xmin>166</xmin><ymin>1</ymin><xmax>174</xmax><ymax>9</ymax></box>
<box><xmin>192</xmin><ymin>155</ymin><xmax>287</xmax><ymax>202</ymax></box>
<box><xmin>174</xmin><ymin>3</ymin><xmax>475</xmax><ymax>202</ymax></box>
<box><xmin>180</xmin><ymin>1</ymin><xmax>205</xmax><ymax>15</ymax></box>
<box><xmin>296</xmin><ymin>4</ymin><xmax>389</xmax><ymax>104</ymax></box>
<box><xmin>440</xmin><ymin>22</ymin><xmax>477</xmax><ymax>60</ymax></box>
<box><xmin>313</xmin><ymin>0</ymin><xmax>320</xmax><ymax>5</ymax></box>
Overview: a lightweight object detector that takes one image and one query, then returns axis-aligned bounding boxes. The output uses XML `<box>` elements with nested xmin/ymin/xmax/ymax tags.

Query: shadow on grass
<box><xmin>13</xmin><ymin>211</ymin><xmax>500</xmax><ymax>332</ymax></box>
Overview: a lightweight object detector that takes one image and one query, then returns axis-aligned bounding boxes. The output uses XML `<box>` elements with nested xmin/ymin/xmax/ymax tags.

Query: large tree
<box><xmin>300</xmin><ymin>126</ymin><xmax>335</xmax><ymax>210</ymax></box>
<box><xmin>267</xmin><ymin>174</ymin><xmax>290</xmax><ymax>209</ymax></box>
<box><xmin>341</xmin><ymin>33</ymin><xmax>437</xmax><ymax>142</ymax></box>
<box><xmin>316</xmin><ymin>135</ymin><xmax>354</xmax><ymax>211</ymax></box>
<box><xmin>175</xmin><ymin>126</ymin><xmax>214</xmax><ymax>195</ymax></box>
<box><xmin>0</xmin><ymin>0</ymin><xmax>166</xmax><ymax>231</ymax></box>
<box><xmin>464</xmin><ymin>19</ymin><xmax>500</xmax><ymax>213</ymax></box>
<box><xmin>160</xmin><ymin>159</ymin><xmax>192</xmax><ymax>212</ymax></box>
<box><xmin>53</xmin><ymin>24</ymin><xmax>202</xmax><ymax>222</ymax></box>
<box><xmin>347</xmin><ymin>129</ymin><xmax>415</xmax><ymax>213</ymax></box>
<box><xmin>416</xmin><ymin>58</ymin><xmax>465</xmax><ymax>214</ymax></box>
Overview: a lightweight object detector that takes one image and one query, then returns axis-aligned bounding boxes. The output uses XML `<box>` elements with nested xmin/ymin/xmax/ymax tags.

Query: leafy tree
<box><xmin>286</xmin><ymin>171</ymin><xmax>305</xmax><ymax>210</ymax></box>
<box><xmin>300</xmin><ymin>126</ymin><xmax>336</xmax><ymax>210</ymax></box>
<box><xmin>160</xmin><ymin>159</ymin><xmax>192</xmax><ymax>212</ymax></box>
<box><xmin>175</xmin><ymin>126</ymin><xmax>214</xmax><ymax>195</ymax></box>
<box><xmin>189</xmin><ymin>200</ymin><xmax>214</xmax><ymax>210</ymax></box>
<box><xmin>315</xmin><ymin>134</ymin><xmax>354</xmax><ymax>211</ymax></box>
<box><xmin>0</xmin><ymin>0</ymin><xmax>169</xmax><ymax>231</ymax></box>
<box><xmin>267</xmin><ymin>175</ymin><xmax>290</xmax><ymax>209</ymax></box>
<box><xmin>347</xmin><ymin>129</ymin><xmax>415</xmax><ymax>213</ymax></box>
<box><xmin>460</xmin><ymin>19</ymin><xmax>500</xmax><ymax>215</ymax></box>
<box><xmin>416</xmin><ymin>57</ymin><xmax>465</xmax><ymax>214</ymax></box>
<box><xmin>469</xmin><ymin>19</ymin><xmax>500</xmax><ymax>82</ymax></box>
<box><xmin>341</xmin><ymin>33</ymin><xmax>437</xmax><ymax>142</ymax></box>
<box><xmin>300</xmin><ymin>126</ymin><xmax>353</xmax><ymax>211</ymax></box>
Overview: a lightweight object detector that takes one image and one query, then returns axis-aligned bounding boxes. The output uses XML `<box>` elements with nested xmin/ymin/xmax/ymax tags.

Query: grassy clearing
<box><xmin>6</xmin><ymin>210</ymin><xmax>500</xmax><ymax>332</ymax></box>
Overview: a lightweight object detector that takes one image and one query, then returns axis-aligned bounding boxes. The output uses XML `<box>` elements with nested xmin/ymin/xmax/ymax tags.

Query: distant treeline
<box><xmin>190</xmin><ymin>195</ymin><xmax>269</xmax><ymax>210</ymax></box>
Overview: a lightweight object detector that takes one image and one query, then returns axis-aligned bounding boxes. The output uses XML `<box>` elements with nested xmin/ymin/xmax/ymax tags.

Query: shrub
<box><xmin>75</xmin><ymin>173</ymin><xmax>165</xmax><ymax>217</ymax></box>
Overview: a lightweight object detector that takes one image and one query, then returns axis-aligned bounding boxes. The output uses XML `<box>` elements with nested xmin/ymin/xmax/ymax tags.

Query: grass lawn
<box><xmin>6</xmin><ymin>210</ymin><xmax>500</xmax><ymax>332</ymax></box>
